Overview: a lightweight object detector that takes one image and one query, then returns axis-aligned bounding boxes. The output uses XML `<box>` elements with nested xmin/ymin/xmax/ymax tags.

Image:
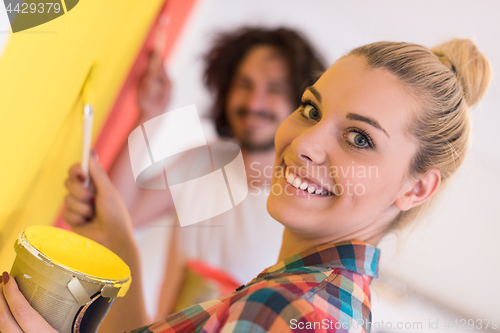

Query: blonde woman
<box><xmin>0</xmin><ymin>38</ymin><xmax>491</xmax><ymax>333</ymax></box>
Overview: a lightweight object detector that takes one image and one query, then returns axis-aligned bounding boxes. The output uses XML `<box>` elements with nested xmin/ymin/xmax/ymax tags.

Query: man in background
<box><xmin>108</xmin><ymin>27</ymin><xmax>325</xmax><ymax>317</ymax></box>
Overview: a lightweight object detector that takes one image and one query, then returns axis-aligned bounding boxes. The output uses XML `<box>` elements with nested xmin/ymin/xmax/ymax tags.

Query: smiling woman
<box><xmin>271</xmin><ymin>40</ymin><xmax>490</xmax><ymax>250</ymax></box>
<box><xmin>0</xmin><ymin>39</ymin><xmax>491</xmax><ymax>333</ymax></box>
<box><xmin>271</xmin><ymin>57</ymin><xmax>417</xmax><ymax>243</ymax></box>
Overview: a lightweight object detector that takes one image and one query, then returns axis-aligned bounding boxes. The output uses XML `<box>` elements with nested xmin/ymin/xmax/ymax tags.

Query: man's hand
<box><xmin>137</xmin><ymin>50</ymin><xmax>171</xmax><ymax>119</ymax></box>
<box><xmin>0</xmin><ymin>272</ymin><xmax>57</xmax><ymax>333</ymax></box>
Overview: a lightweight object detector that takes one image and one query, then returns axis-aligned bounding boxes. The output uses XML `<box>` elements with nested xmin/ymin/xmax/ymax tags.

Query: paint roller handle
<box><xmin>137</xmin><ymin>49</ymin><xmax>171</xmax><ymax>120</ymax></box>
<box><xmin>81</xmin><ymin>105</ymin><xmax>94</xmax><ymax>187</ymax></box>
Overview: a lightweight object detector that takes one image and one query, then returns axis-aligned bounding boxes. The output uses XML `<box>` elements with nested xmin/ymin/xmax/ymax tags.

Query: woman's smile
<box><xmin>280</xmin><ymin>161</ymin><xmax>335</xmax><ymax>197</ymax></box>
<box><xmin>282</xmin><ymin>164</ymin><xmax>334</xmax><ymax>198</ymax></box>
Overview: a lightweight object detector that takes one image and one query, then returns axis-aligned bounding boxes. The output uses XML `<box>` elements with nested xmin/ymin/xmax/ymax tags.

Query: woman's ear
<box><xmin>394</xmin><ymin>168</ymin><xmax>441</xmax><ymax>211</ymax></box>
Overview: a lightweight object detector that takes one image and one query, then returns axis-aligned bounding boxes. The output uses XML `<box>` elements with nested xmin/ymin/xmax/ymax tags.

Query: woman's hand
<box><xmin>63</xmin><ymin>155</ymin><xmax>149</xmax><ymax>333</ymax></box>
<box><xmin>63</xmin><ymin>153</ymin><xmax>135</xmax><ymax>253</ymax></box>
<box><xmin>0</xmin><ymin>272</ymin><xmax>57</xmax><ymax>333</ymax></box>
<box><xmin>137</xmin><ymin>50</ymin><xmax>171</xmax><ymax>120</ymax></box>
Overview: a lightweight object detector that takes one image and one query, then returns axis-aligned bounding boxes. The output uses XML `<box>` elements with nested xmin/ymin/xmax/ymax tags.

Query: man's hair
<box><xmin>203</xmin><ymin>27</ymin><xmax>326</xmax><ymax>137</ymax></box>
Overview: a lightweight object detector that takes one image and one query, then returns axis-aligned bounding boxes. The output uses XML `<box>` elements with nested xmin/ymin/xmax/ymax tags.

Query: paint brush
<box><xmin>81</xmin><ymin>64</ymin><xmax>98</xmax><ymax>187</ymax></box>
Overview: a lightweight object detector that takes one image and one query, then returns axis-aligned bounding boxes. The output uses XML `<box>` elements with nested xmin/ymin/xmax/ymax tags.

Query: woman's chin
<box><xmin>267</xmin><ymin>193</ymin><xmax>310</xmax><ymax>230</ymax></box>
<box><xmin>267</xmin><ymin>193</ymin><xmax>290</xmax><ymax>221</ymax></box>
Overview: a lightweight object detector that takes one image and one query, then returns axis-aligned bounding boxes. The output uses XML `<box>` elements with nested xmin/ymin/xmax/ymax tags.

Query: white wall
<box><xmin>166</xmin><ymin>0</ymin><xmax>500</xmax><ymax>323</ymax></box>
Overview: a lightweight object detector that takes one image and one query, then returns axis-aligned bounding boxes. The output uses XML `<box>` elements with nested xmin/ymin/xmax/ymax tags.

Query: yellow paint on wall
<box><xmin>0</xmin><ymin>0</ymin><xmax>164</xmax><ymax>268</ymax></box>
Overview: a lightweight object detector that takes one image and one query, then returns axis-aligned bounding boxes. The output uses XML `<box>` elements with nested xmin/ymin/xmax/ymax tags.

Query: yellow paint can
<box><xmin>10</xmin><ymin>226</ymin><xmax>131</xmax><ymax>333</ymax></box>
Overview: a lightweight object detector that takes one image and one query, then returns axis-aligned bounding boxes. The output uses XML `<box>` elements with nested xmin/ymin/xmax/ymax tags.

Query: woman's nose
<box><xmin>290</xmin><ymin>127</ymin><xmax>328</xmax><ymax>166</ymax></box>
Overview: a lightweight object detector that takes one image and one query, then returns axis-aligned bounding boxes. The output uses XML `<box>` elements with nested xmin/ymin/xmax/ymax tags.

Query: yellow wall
<box><xmin>0</xmin><ymin>0</ymin><xmax>164</xmax><ymax>268</ymax></box>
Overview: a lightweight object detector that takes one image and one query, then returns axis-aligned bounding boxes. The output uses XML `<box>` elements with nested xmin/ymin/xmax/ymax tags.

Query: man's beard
<box><xmin>235</xmin><ymin>107</ymin><xmax>277</xmax><ymax>153</ymax></box>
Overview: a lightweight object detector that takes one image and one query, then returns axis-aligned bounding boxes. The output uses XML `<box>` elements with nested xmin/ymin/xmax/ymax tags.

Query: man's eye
<box><xmin>301</xmin><ymin>104</ymin><xmax>321</xmax><ymax>121</ymax></box>
<box><xmin>268</xmin><ymin>84</ymin><xmax>287</xmax><ymax>95</ymax></box>
<box><xmin>235</xmin><ymin>80</ymin><xmax>251</xmax><ymax>89</ymax></box>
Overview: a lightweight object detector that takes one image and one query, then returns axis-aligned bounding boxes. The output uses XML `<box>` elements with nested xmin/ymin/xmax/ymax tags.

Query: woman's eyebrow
<box><xmin>306</xmin><ymin>86</ymin><xmax>322</xmax><ymax>103</ymax></box>
<box><xmin>346</xmin><ymin>113</ymin><xmax>390</xmax><ymax>138</ymax></box>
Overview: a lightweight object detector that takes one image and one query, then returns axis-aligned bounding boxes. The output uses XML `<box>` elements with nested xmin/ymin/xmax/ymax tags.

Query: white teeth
<box><xmin>285</xmin><ymin>166</ymin><xmax>333</xmax><ymax>196</ymax></box>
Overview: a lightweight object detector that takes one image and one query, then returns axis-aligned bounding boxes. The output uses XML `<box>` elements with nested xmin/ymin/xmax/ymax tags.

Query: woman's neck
<box><xmin>277</xmin><ymin>229</ymin><xmax>326</xmax><ymax>262</ymax></box>
<box><xmin>278</xmin><ymin>226</ymin><xmax>387</xmax><ymax>263</ymax></box>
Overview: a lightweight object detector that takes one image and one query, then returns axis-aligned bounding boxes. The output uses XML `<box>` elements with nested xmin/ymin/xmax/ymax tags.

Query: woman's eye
<box><xmin>302</xmin><ymin>104</ymin><xmax>320</xmax><ymax>121</ymax></box>
<box><xmin>345</xmin><ymin>131</ymin><xmax>371</xmax><ymax>148</ymax></box>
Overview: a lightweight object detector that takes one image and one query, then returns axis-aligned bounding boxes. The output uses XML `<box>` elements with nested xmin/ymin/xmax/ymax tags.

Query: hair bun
<box><xmin>432</xmin><ymin>38</ymin><xmax>491</xmax><ymax>108</ymax></box>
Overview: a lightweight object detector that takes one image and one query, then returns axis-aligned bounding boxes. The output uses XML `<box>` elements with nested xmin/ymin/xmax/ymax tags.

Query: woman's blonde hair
<box><xmin>348</xmin><ymin>39</ymin><xmax>492</xmax><ymax>229</ymax></box>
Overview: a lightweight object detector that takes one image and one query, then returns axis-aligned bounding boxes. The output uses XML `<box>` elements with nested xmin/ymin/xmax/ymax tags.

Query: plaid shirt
<box><xmin>131</xmin><ymin>240</ymin><xmax>380</xmax><ymax>333</ymax></box>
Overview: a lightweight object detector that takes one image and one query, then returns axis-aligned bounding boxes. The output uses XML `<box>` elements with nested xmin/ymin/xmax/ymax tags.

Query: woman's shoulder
<box><xmin>209</xmin><ymin>266</ymin><xmax>374</xmax><ymax>332</ymax></box>
<box><xmin>134</xmin><ymin>267</ymin><xmax>374</xmax><ymax>333</ymax></box>
<box><xmin>201</xmin><ymin>286</ymin><xmax>322</xmax><ymax>332</ymax></box>
<box><xmin>211</xmin><ymin>274</ymin><xmax>371</xmax><ymax>332</ymax></box>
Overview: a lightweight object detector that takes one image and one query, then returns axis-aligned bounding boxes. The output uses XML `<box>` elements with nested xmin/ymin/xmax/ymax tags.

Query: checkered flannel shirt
<box><xmin>131</xmin><ymin>239</ymin><xmax>380</xmax><ymax>333</ymax></box>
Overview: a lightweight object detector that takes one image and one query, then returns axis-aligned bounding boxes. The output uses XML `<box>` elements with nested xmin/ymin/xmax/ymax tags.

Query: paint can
<box><xmin>10</xmin><ymin>226</ymin><xmax>131</xmax><ymax>333</ymax></box>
